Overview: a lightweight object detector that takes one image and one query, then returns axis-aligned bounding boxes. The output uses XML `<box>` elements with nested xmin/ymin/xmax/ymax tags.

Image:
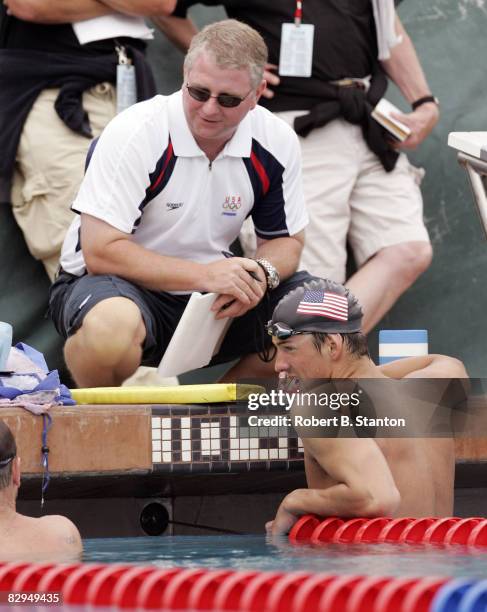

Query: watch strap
<box><xmin>411</xmin><ymin>95</ymin><xmax>439</xmax><ymax>111</ymax></box>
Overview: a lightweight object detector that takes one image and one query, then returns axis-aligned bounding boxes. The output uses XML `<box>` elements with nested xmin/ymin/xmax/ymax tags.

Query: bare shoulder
<box><xmin>38</xmin><ymin>515</ymin><xmax>83</xmax><ymax>554</ymax></box>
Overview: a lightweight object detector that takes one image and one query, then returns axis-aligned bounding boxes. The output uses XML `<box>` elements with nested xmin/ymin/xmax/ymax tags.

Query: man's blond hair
<box><xmin>184</xmin><ymin>19</ymin><xmax>268</xmax><ymax>89</ymax></box>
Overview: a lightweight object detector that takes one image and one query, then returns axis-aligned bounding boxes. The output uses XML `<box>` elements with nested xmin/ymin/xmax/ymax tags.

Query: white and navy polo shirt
<box><xmin>60</xmin><ymin>90</ymin><xmax>308</xmax><ymax>277</ymax></box>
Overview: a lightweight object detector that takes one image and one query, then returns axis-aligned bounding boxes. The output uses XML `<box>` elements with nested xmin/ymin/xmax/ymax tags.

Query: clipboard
<box><xmin>157</xmin><ymin>292</ymin><xmax>232</xmax><ymax>377</ymax></box>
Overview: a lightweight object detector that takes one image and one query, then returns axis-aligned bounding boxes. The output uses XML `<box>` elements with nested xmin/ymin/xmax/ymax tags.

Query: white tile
<box><xmin>161</xmin><ymin>418</ymin><xmax>171</xmax><ymax>429</ymax></box>
<box><xmin>162</xmin><ymin>430</ymin><xmax>171</xmax><ymax>441</ymax></box>
<box><xmin>201</xmin><ymin>428</ymin><xmax>210</xmax><ymax>439</ymax></box>
<box><xmin>230</xmin><ymin>416</ymin><xmax>237</xmax><ymax>426</ymax></box>
<box><xmin>152</xmin><ymin>440</ymin><xmax>161</xmax><ymax>452</ymax></box>
<box><xmin>181</xmin><ymin>429</ymin><xmax>190</xmax><ymax>439</ymax></box>
<box><xmin>230</xmin><ymin>449</ymin><xmax>240</xmax><ymax>460</ymax></box>
<box><xmin>230</xmin><ymin>439</ymin><xmax>240</xmax><ymax>449</ymax></box>
<box><xmin>249</xmin><ymin>438</ymin><xmax>259</xmax><ymax>449</ymax></box>
<box><xmin>230</xmin><ymin>427</ymin><xmax>237</xmax><ymax>438</ymax></box>
<box><xmin>182</xmin><ymin>440</ymin><xmax>191</xmax><ymax>451</ymax></box>
<box><xmin>259</xmin><ymin>449</ymin><xmax>269</xmax><ymax>460</ymax></box>
<box><xmin>152</xmin><ymin>451</ymin><xmax>162</xmax><ymax>462</ymax></box>
<box><xmin>152</xmin><ymin>429</ymin><xmax>161</xmax><ymax>440</ymax></box>
<box><xmin>269</xmin><ymin>449</ymin><xmax>278</xmax><ymax>459</ymax></box>
<box><xmin>151</xmin><ymin>417</ymin><xmax>161</xmax><ymax>428</ymax></box>
<box><xmin>298</xmin><ymin>437</ymin><xmax>304</xmax><ymax>449</ymax></box>
<box><xmin>201</xmin><ymin>421</ymin><xmax>210</xmax><ymax>428</ymax></box>
<box><xmin>162</xmin><ymin>441</ymin><xmax>171</xmax><ymax>452</ymax></box>
<box><xmin>240</xmin><ymin>438</ymin><xmax>249</xmax><ymax>449</ymax></box>
<box><xmin>211</xmin><ymin>440</ymin><xmax>220</xmax><ymax>452</ymax></box>
<box><xmin>250</xmin><ymin>449</ymin><xmax>259</xmax><ymax>460</ymax></box>
<box><xmin>182</xmin><ymin>451</ymin><xmax>191</xmax><ymax>462</ymax></box>
<box><xmin>162</xmin><ymin>452</ymin><xmax>172</xmax><ymax>463</ymax></box>
<box><xmin>210</xmin><ymin>427</ymin><xmax>220</xmax><ymax>439</ymax></box>
<box><xmin>239</xmin><ymin>450</ymin><xmax>249</xmax><ymax>460</ymax></box>
<box><xmin>211</xmin><ymin>421</ymin><xmax>219</xmax><ymax>428</ymax></box>
<box><xmin>278</xmin><ymin>449</ymin><xmax>288</xmax><ymax>459</ymax></box>
<box><xmin>181</xmin><ymin>417</ymin><xmax>191</xmax><ymax>428</ymax></box>
<box><xmin>278</xmin><ymin>437</ymin><xmax>288</xmax><ymax>448</ymax></box>
<box><xmin>202</xmin><ymin>439</ymin><xmax>211</xmax><ymax>452</ymax></box>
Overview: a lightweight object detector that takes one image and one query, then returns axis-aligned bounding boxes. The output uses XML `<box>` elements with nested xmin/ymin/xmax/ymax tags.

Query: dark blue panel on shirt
<box><xmin>133</xmin><ymin>139</ymin><xmax>177</xmax><ymax>232</ymax></box>
<box><xmin>243</xmin><ymin>138</ymin><xmax>288</xmax><ymax>239</ymax></box>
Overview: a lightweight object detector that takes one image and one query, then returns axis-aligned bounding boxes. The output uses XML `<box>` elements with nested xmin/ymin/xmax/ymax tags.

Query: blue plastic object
<box><xmin>431</xmin><ymin>579</ymin><xmax>477</xmax><ymax>612</ymax></box>
<box><xmin>458</xmin><ymin>580</ymin><xmax>487</xmax><ymax>612</ymax></box>
<box><xmin>379</xmin><ymin>329</ymin><xmax>428</xmax><ymax>365</ymax></box>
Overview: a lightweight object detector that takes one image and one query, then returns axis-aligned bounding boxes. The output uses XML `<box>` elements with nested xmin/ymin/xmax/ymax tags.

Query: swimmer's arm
<box><xmin>379</xmin><ymin>355</ymin><xmax>469</xmax><ymax>379</ymax></box>
<box><xmin>268</xmin><ymin>438</ymin><xmax>400</xmax><ymax>536</ymax></box>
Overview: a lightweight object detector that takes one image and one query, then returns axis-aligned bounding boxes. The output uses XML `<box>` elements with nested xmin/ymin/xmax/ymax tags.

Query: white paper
<box><xmin>158</xmin><ymin>292</ymin><xmax>232</xmax><ymax>377</ymax></box>
<box><xmin>279</xmin><ymin>23</ymin><xmax>314</xmax><ymax>78</ymax></box>
<box><xmin>72</xmin><ymin>15</ymin><xmax>153</xmax><ymax>46</ymax></box>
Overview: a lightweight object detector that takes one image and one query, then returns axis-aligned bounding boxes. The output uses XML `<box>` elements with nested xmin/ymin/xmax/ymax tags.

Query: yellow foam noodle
<box><xmin>70</xmin><ymin>383</ymin><xmax>263</xmax><ymax>404</ymax></box>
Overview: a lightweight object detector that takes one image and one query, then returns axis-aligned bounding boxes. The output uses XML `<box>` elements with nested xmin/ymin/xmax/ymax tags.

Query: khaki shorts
<box><xmin>241</xmin><ymin>113</ymin><xmax>430</xmax><ymax>284</ymax></box>
<box><xmin>11</xmin><ymin>83</ymin><xmax>116</xmax><ymax>280</ymax></box>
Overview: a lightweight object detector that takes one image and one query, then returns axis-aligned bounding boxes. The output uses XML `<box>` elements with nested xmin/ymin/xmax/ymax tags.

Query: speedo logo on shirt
<box><xmin>166</xmin><ymin>202</ymin><xmax>183</xmax><ymax>211</ymax></box>
<box><xmin>222</xmin><ymin>195</ymin><xmax>242</xmax><ymax>217</ymax></box>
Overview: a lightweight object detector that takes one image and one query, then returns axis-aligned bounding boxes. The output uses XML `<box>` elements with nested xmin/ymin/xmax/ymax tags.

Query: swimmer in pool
<box><xmin>0</xmin><ymin>420</ymin><xmax>82</xmax><ymax>561</ymax></box>
<box><xmin>265</xmin><ymin>279</ymin><xmax>468</xmax><ymax>535</ymax></box>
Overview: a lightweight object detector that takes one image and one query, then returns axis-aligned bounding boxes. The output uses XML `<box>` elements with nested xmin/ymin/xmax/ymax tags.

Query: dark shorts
<box><xmin>49</xmin><ymin>270</ymin><xmax>316</xmax><ymax>367</ymax></box>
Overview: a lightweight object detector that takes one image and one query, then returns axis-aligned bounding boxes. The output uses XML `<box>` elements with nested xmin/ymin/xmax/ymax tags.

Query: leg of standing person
<box><xmin>346</xmin><ymin>149</ymin><xmax>432</xmax><ymax>332</ymax></box>
<box><xmin>11</xmin><ymin>83</ymin><xmax>116</xmax><ymax>281</ymax></box>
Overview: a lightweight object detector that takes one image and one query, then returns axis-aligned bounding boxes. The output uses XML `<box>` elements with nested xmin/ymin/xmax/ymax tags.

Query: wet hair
<box><xmin>0</xmin><ymin>421</ymin><xmax>16</xmax><ymax>490</ymax></box>
<box><xmin>311</xmin><ymin>332</ymin><xmax>370</xmax><ymax>359</ymax></box>
<box><xmin>184</xmin><ymin>19</ymin><xmax>268</xmax><ymax>89</ymax></box>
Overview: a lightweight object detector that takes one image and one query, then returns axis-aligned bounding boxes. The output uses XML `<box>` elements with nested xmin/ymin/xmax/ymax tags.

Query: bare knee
<box><xmin>377</xmin><ymin>241</ymin><xmax>432</xmax><ymax>284</ymax></box>
<box><xmin>68</xmin><ymin>298</ymin><xmax>145</xmax><ymax>366</ymax></box>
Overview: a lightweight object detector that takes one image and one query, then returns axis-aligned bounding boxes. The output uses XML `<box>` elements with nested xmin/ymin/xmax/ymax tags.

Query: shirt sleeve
<box><xmin>72</xmin><ymin>104</ymin><xmax>161</xmax><ymax>235</ymax></box>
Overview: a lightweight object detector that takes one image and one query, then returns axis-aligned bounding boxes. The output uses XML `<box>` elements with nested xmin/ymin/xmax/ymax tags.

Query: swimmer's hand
<box><xmin>266</xmin><ymin>502</ymin><xmax>300</xmax><ymax>536</ymax></box>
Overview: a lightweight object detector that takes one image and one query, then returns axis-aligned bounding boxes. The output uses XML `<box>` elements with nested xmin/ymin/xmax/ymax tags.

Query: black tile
<box><xmin>171</xmin><ymin>463</ymin><xmax>190</xmax><ymax>473</ymax></box>
<box><xmin>172</xmin><ymin>441</ymin><xmax>181</xmax><ymax>451</ymax></box>
<box><xmin>172</xmin><ymin>452</ymin><xmax>181</xmax><ymax>462</ymax></box>
<box><xmin>192</xmin><ymin>452</ymin><xmax>201</xmax><ymax>462</ymax></box>
<box><xmin>220</xmin><ymin>428</ymin><xmax>229</xmax><ymax>439</ymax></box>
<box><xmin>209</xmin><ymin>406</ymin><xmax>228</xmax><ymax>415</ymax></box>
<box><xmin>229</xmin><ymin>461</ymin><xmax>248</xmax><ymax>473</ymax></box>
<box><xmin>151</xmin><ymin>407</ymin><xmax>171</xmax><ymax>416</ymax></box>
<box><xmin>172</xmin><ymin>430</ymin><xmax>181</xmax><ymax>440</ymax></box>
<box><xmin>191</xmin><ymin>428</ymin><xmax>201</xmax><ymax>439</ymax></box>
<box><xmin>221</xmin><ymin>451</ymin><xmax>230</xmax><ymax>461</ymax></box>
<box><xmin>221</xmin><ymin>439</ymin><xmax>229</xmax><ymax>450</ymax></box>
<box><xmin>259</xmin><ymin>439</ymin><xmax>269</xmax><ymax>449</ymax></box>
<box><xmin>220</xmin><ymin>417</ymin><xmax>230</xmax><ymax>428</ymax></box>
<box><xmin>269</xmin><ymin>438</ymin><xmax>278</xmax><ymax>449</ymax></box>
<box><xmin>171</xmin><ymin>407</ymin><xmax>190</xmax><ymax>416</ymax></box>
<box><xmin>210</xmin><ymin>461</ymin><xmax>228</xmax><ymax>473</ymax></box>
<box><xmin>192</xmin><ymin>418</ymin><xmax>201</xmax><ymax>427</ymax></box>
<box><xmin>152</xmin><ymin>463</ymin><xmax>172</xmax><ymax>473</ymax></box>
<box><xmin>192</xmin><ymin>440</ymin><xmax>201</xmax><ymax>452</ymax></box>
<box><xmin>269</xmin><ymin>461</ymin><xmax>288</xmax><ymax>471</ymax></box>
<box><xmin>288</xmin><ymin>459</ymin><xmax>305</xmax><ymax>471</ymax></box>
<box><xmin>172</xmin><ymin>418</ymin><xmax>181</xmax><ymax>429</ymax></box>
<box><xmin>190</xmin><ymin>462</ymin><xmax>211</xmax><ymax>473</ymax></box>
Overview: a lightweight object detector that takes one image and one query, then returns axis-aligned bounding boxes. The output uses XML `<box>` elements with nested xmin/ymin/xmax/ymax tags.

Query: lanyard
<box><xmin>294</xmin><ymin>0</ymin><xmax>303</xmax><ymax>26</ymax></box>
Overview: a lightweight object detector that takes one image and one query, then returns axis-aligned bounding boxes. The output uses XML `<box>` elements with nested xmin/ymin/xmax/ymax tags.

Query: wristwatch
<box><xmin>411</xmin><ymin>95</ymin><xmax>440</xmax><ymax>111</ymax></box>
<box><xmin>255</xmin><ymin>258</ymin><xmax>280</xmax><ymax>290</ymax></box>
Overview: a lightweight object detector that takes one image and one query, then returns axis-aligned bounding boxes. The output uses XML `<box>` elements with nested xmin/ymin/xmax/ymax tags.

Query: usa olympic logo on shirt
<box><xmin>222</xmin><ymin>195</ymin><xmax>242</xmax><ymax>217</ymax></box>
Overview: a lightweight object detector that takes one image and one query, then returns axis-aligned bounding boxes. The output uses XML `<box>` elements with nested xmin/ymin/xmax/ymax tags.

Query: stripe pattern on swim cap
<box><xmin>296</xmin><ymin>290</ymin><xmax>348</xmax><ymax>321</ymax></box>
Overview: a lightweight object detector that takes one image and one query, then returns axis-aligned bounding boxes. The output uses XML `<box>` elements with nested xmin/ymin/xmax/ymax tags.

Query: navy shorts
<box><xmin>49</xmin><ymin>270</ymin><xmax>315</xmax><ymax>367</ymax></box>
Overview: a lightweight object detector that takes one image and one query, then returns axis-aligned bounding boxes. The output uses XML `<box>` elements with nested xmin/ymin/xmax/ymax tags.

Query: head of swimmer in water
<box><xmin>266</xmin><ymin>279</ymin><xmax>369</xmax><ymax>380</ymax></box>
<box><xmin>0</xmin><ymin>421</ymin><xmax>20</xmax><ymax>499</ymax></box>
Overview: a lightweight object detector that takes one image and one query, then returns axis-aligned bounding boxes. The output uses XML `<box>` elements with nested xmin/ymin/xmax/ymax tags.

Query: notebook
<box><xmin>371</xmin><ymin>98</ymin><xmax>412</xmax><ymax>142</ymax></box>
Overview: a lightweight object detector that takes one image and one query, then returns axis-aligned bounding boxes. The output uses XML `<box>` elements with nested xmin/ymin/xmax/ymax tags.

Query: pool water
<box><xmin>83</xmin><ymin>535</ymin><xmax>487</xmax><ymax>578</ymax></box>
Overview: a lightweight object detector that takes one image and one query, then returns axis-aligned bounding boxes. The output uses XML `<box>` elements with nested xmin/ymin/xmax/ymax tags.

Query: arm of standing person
<box><xmin>380</xmin><ymin>14</ymin><xmax>439</xmax><ymax>150</ymax></box>
<box><xmin>4</xmin><ymin>0</ymin><xmax>175</xmax><ymax>23</ymax></box>
<box><xmin>267</xmin><ymin>438</ymin><xmax>400</xmax><ymax>535</ymax></box>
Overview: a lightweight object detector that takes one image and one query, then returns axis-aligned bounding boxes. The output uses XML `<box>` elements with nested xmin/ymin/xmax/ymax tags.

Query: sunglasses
<box><xmin>186</xmin><ymin>84</ymin><xmax>252</xmax><ymax>108</ymax></box>
<box><xmin>266</xmin><ymin>321</ymin><xmax>311</xmax><ymax>340</ymax></box>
